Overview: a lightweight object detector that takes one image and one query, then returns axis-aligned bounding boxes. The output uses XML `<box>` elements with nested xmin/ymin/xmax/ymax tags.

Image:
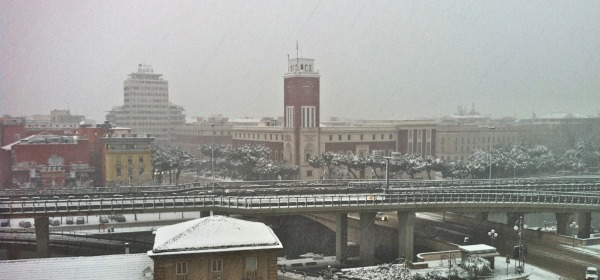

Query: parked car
<box><xmin>114</xmin><ymin>215</ymin><xmax>126</xmax><ymax>222</ymax></box>
<box><xmin>19</xmin><ymin>221</ymin><xmax>32</xmax><ymax>228</ymax></box>
<box><xmin>66</xmin><ymin>217</ymin><xmax>74</xmax><ymax>224</ymax></box>
<box><xmin>99</xmin><ymin>216</ymin><xmax>109</xmax><ymax>223</ymax></box>
<box><xmin>0</xmin><ymin>219</ymin><xmax>9</xmax><ymax>227</ymax></box>
<box><xmin>586</xmin><ymin>267</ymin><xmax>598</xmax><ymax>280</ymax></box>
<box><xmin>49</xmin><ymin>219</ymin><xmax>60</xmax><ymax>226</ymax></box>
<box><xmin>76</xmin><ymin>217</ymin><xmax>85</xmax><ymax>224</ymax></box>
<box><xmin>376</xmin><ymin>212</ymin><xmax>389</xmax><ymax>221</ymax></box>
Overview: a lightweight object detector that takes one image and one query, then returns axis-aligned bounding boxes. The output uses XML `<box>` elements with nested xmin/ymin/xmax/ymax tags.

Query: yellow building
<box><xmin>102</xmin><ymin>134</ymin><xmax>154</xmax><ymax>186</ymax></box>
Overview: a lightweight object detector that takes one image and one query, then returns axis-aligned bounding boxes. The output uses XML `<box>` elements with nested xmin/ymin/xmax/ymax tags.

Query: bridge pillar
<box><xmin>577</xmin><ymin>212</ymin><xmax>592</xmax><ymax>239</ymax></box>
<box><xmin>335</xmin><ymin>213</ymin><xmax>348</xmax><ymax>262</ymax></box>
<box><xmin>474</xmin><ymin>212</ymin><xmax>488</xmax><ymax>221</ymax></box>
<box><xmin>6</xmin><ymin>245</ymin><xmax>20</xmax><ymax>260</ymax></box>
<box><xmin>34</xmin><ymin>217</ymin><xmax>50</xmax><ymax>258</ymax></box>
<box><xmin>506</xmin><ymin>212</ymin><xmax>525</xmax><ymax>229</ymax></box>
<box><xmin>397</xmin><ymin>211</ymin><xmax>415</xmax><ymax>262</ymax></box>
<box><xmin>555</xmin><ymin>213</ymin><xmax>574</xmax><ymax>236</ymax></box>
<box><xmin>200</xmin><ymin>211</ymin><xmax>211</xmax><ymax>217</ymax></box>
<box><xmin>359</xmin><ymin>212</ymin><xmax>376</xmax><ymax>266</ymax></box>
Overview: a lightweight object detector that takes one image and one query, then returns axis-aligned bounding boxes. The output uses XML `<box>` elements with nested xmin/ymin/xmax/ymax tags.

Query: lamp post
<box><xmin>569</xmin><ymin>221</ymin><xmax>579</xmax><ymax>247</ymax></box>
<box><xmin>382</xmin><ymin>158</ymin><xmax>390</xmax><ymax>191</ymax></box>
<box><xmin>487</xmin><ymin>229</ymin><xmax>498</xmax><ymax>247</ymax></box>
<box><xmin>210</xmin><ymin>123</ymin><xmax>215</xmax><ymax>193</ymax></box>
<box><xmin>488</xmin><ymin>126</ymin><xmax>495</xmax><ymax>185</ymax></box>
<box><xmin>513</xmin><ymin>216</ymin><xmax>527</xmax><ymax>273</ymax></box>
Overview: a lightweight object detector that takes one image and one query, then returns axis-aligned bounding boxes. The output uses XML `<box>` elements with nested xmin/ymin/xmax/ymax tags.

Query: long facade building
<box><xmin>173</xmin><ymin>55</ymin><xmax>600</xmax><ymax>180</ymax></box>
<box><xmin>174</xmin><ymin>57</ymin><xmax>437</xmax><ymax>180</ymax></box>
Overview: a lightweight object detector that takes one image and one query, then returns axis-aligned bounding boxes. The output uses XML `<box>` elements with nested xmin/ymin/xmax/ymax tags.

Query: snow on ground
<box><xmin>334</xmin><ymin>256</ymin><xmax>563</xmax><ymax>280</ymax></box>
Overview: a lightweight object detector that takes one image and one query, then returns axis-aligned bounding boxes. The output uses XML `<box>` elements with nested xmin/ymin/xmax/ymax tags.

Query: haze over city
<box><xmin>2</xmin><ymin>0</ymin><xmax>599</xmax><ymax>122</ymax></box>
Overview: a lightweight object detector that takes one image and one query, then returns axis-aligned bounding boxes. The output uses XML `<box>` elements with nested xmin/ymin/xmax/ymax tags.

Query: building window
<box><xmin>381</xmin><ymin>134</ymin><xmax>384</xmax><ymax>140</ymax></box>
<box><xmin>286</xmin><ymin>106</ymin><xmax>294</xmax><ymax>127</ymax></box>
<box><xmin>338</xmin><ymin>135</ymin><xmax>342</xmax><ymax>141</ymax></box>
<box><xmin>372</xmin><ymin>134</ymin><xmax>376</xmax><ymax>140</ymax></box>
<box><xmin>127</xmin><ymin>156</ymin><xmax>133</xmax><ymax>166</ymax></box>
<box><xmin>176</xmin><ymin>261</ymin><xmax>188</xmax><ymax>280</ymax></box>
<box><xmin>307</xmin><ymin>170</ymin><xmax>313</xmax><ymax>177</ymax></box>
<box><xmin>329</xmin><ymin>135</ymin><xmax>332</xmax><ymax>141</ymax></box>
<box><xmin>301</xmin><ymin>106</ymin><xmax>316</xmax><ymax>127</ymax></box>
<box><xmin>389</xmin><ymin>134</ymin><xmax>392</xmax><ymax>140</ymax></box>
<box><xmin>305</xmin><ymin>153</ymin><xmax>311</xmax><ymax>162</ymax></box>
<box><xmin>116</xmin><ymin>167</ymin><xmax>122</xmax><ymax>177</ymax></box>
<box><xmin>212</xmin><ymin>259</ymin><xmax>223</xmax><ymax>272</ymax></box>
<box><xmin>360</xmin><ymin>134</ymin><xmax>363</xmax><ymax>140</ymax></box>
<box><xmin>246</xmin><ymin>256</ymin><xmax>258</xmax><ymax>272</ymax></box>
<box><xmin>347</xmin><ymin>135</ymin><xmax>351</xmax><ymax>140</ymax></box>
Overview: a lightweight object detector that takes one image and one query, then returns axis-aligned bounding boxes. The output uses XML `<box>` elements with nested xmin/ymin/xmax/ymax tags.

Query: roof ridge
<box><xmin>155</xmin><ymin>217</ymin><xmax>212</xmax><ymax>250</ymax></box>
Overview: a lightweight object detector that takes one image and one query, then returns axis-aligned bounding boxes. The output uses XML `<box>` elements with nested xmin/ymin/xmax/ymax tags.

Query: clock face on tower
<box><xmin>286</xmin><ymin>81</ymin><xmax>296</xmax><ymax>92</ymax></box>
<box><xmin>303</xmin><ymin>80</ymin><xmax>313</xmax><ymax>94</ymax></box>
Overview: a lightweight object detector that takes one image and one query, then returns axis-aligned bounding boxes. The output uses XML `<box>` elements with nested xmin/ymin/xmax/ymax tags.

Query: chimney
<box><xmin>125</xmin><ymin>242</ymin><xmax>130</xmax><ymax>254</ymax></box>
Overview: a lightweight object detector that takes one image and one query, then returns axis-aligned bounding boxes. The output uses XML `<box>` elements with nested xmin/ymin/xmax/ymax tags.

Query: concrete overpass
<box><xmin>1</xmin><ymin>177</ymin><xmax>599</xmax><ymax>266</ymax></box>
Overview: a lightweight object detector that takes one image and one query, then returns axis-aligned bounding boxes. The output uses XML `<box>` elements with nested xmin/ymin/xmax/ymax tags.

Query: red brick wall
<box><xmin>13</xmin><ymin>140</ymin><xmax>91</xmax><ymax>166</ymax></box>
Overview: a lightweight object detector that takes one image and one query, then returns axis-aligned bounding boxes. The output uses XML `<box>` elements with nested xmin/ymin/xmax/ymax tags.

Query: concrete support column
<box><xmin>34</xmin><ymin>217</ymin><xmax>50</xmax><ymax>258</ymax></box>
<box><xmin>474</xmin><ymin>212</ymin><xmax>489</xmax><ymax>221</ymax></box>
<box><xmin>200</xmin><ymin>211</ymin><xmax>211</xmax><ymax>217</ymax></box>
<box><xmin>6</xmin><ymin>245</ymin><xmax>19</xmax><ymax>260</ymax></box>
<box><xmin>359</xmin><ymin>212</ymin><xmax>376</xmax><ymax>266</ymax></box>
<box><xmin>577</xmin><ymin>212</ymin><xmax>592</xmax><ymax>239</ymax></box>
<box><xmin>398</xmin><ymin>211</ymin><xmax>416</xmax><ymax>262</ymax></box>
<box><xmin>555</xmin><ymin>213</ymin><xmax>573</xmax><ymax>236</ymax></box>
<box><xmin>335</xmin><ymin>213</ymin><xmax>348</xmax><ymax>262</ymax></box>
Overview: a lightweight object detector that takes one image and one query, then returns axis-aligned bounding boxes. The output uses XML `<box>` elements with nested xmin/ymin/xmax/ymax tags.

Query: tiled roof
<box><xmin>150</xmin><ymin>215</ymin><xmax>282</xmax><ymax>256</ymax></box>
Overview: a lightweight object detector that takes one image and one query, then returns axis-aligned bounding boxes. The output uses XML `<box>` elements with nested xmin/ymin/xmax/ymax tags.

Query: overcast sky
<box><xmin>2</xmin><ymin>1</ymin><xmax>599</xmax><ymax>122</ymax></box>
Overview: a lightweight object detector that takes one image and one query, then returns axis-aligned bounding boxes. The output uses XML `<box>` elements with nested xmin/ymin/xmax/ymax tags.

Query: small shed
<box><xmin>457</xmin><ymin>244</ymin><xmax>499</xmax><ymax>269</ymax></box>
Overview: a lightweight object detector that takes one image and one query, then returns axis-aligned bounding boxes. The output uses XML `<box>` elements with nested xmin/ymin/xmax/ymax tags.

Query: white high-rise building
<box><xmin>106</xmin><ymin>64</ymin><xmax>185</xmax><ymax>143</ymax></box>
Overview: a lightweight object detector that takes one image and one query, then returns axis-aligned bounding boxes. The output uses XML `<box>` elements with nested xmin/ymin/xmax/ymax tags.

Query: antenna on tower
<box><xmin>296</xmin><ymin>40</ymin><xmax>299</xmax><ymax>69</ymax></box>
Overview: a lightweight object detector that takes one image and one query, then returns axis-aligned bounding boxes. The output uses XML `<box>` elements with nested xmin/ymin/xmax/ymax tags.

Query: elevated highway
<box><xmin>1</xmin><ymin>177</ymin><xmax>599</xmax><ymax>267</ymax></box>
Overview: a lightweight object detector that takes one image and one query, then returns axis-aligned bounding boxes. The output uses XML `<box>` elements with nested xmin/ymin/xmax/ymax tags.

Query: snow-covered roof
<box><xmin>0</xmin><ymin>253</ymin><xmax>153</xmax><ymax>280</ymax></box>
<box><xmin>1</xmin><ymin>132</ymin><xmax>53</xmax><ymax>151</ymax></box>
<box><xmin>149</xmin><ymin>215</ymin><xmax>282</xmax><ymax>256</ymax></box>
<box><xmin>538</xmin><ymin>112</ymin><xmax>590</xmax><ymax>119</ymax></box>
<box><xmin>457</xmin><ymin>244</ymin><xmax>497</xmax><ymax>254</ymax></box>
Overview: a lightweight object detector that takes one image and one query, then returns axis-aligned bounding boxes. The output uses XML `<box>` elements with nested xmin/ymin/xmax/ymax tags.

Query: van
<box><xmin>586</xmin><ymin>267</ymin><xmax>598</xmax><ymax>280</ymax></box>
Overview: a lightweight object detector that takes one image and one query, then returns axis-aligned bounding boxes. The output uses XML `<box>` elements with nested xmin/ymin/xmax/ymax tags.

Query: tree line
<box><xmin>152</xmin><ymin>144</ymin><xmax>299</xmax><ymax>185</ymax></box>
<box><xmin>309</xmin><ymin>140</ymin><xmax>600</xmax><ymax>180</ymax></box>
<box><xmin>152</xmin><ymin>140</ymin><xmax>599</xmax><ymax>184</ymax></box>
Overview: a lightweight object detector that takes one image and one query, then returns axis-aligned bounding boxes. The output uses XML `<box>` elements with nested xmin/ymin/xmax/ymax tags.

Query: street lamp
<box><xmin>210</xmin><ymin>123</ymin><xmax>215</xmax><ymax>193</ymax></box>
<box><xmin>487</xmin><ymin>229</ymin><xmax>498</xmax><ymax>247</ymax></box>
<box><xmin>569</xmin><ymin>221</ymin><xmax>579</xmax><ymax>247</ymax></box>
<box><xmin>513</xmin><ymin>216</ymin><xmax>527</xmax><ymax>273</ymax></box>
<box><xmin>488</xmin><ymin>126</ymin><xmax>495</xmax><ymax>184</ymax></box>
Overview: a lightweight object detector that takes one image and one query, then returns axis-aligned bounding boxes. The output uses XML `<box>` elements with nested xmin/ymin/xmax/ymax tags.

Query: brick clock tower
<box><xmin>283</xmin><ymin>56</ymin><xmax>320</xmax><ymax>178</ymax></box>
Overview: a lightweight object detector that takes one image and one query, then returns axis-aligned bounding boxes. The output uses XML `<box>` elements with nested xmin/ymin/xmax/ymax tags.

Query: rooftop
<box><xmin>150</xmin><ymin>215</ymin><xmax>282</xmax><ymax>256</ymax></box>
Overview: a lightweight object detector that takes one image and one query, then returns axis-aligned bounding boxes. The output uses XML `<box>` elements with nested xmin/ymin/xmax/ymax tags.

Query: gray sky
<box><xmin>2</xmin><ymin>1</ymin><xmax>600</xmax><ymax>122</ymax></box>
